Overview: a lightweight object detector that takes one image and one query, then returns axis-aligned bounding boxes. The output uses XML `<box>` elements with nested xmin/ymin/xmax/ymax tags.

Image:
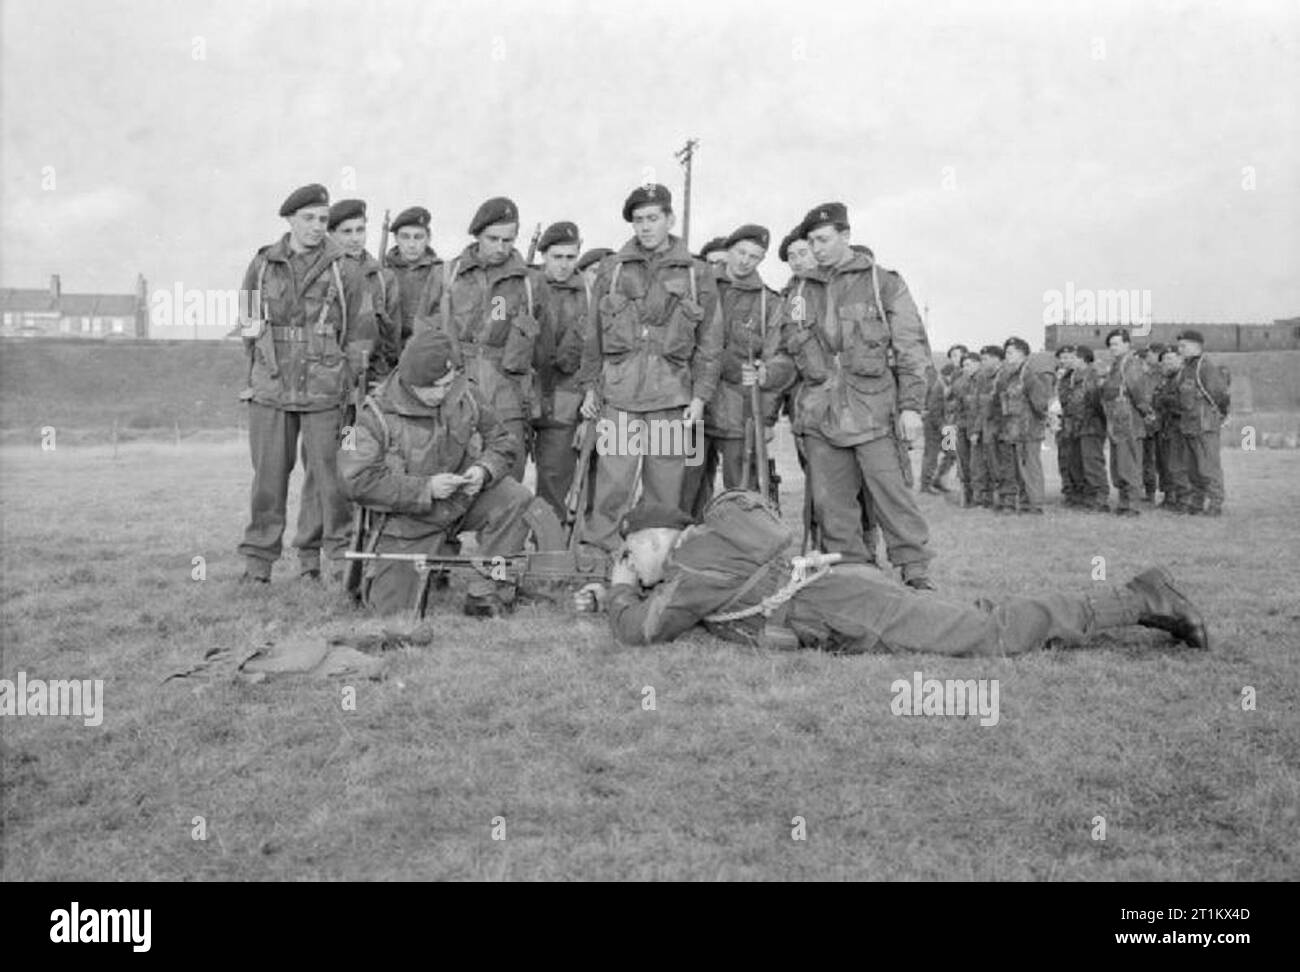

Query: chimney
<box><xmin>50</xmin><ymin>273</ymin><xmax>62</xmax><ymax>302</ymax></box>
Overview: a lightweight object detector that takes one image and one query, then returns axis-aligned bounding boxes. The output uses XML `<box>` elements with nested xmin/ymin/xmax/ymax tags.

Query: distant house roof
<box><xmin>0</xmin><ymin>288</ymin><xmax>138</xmax><ymax>317</ymax></box>
<box><xmin>0</xmin><ymin>288</ymin><xmax>59</xmax><ymax>314</ymax></box>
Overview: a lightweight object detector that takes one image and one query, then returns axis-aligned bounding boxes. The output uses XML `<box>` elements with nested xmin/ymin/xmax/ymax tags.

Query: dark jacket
<box><xmin>384</xmin><ymin>246</ymin><xmax>442</xmax><ymax>345</ymax></box>
<box><xmin>533</xmin><ymin>273</ymin><xmax>590</xmax><ymax>428</ymax></box>
<box><xmin>241</xmin><ymin>234</ymin><xmax>367</xmax><ymax>412</ymax></box>
<box><xmin>995</xmin><ymin>358</ymin><xmax>1050</xmax><ymax>442</ymax></box>
<box><xmin>415</xmin><ymin>245</ymin><xmax>550</xmax><ymax>424</ymax></box>
<box><xmin>577</xmin><ymin>234</ymin><xmax>723</xmax><ymax>413</ymax></box>
<box><xmin>1176</xmin><ymin>355</ymin><xmax>1230</xmax><ymax>434</ymax></box>
<box><xmin>705</xmin><ymin>271</ymin><xmax>795</xmax><ymax>437</ymax></box>
<box><xmin>353</xmin><ymin>251</ymin><xmax>402</xmax><ymax>380</ymax></box>
<box><xmin>336</xmin><ymin>372</ymin><xmax>519</xmax><ymax>540</ymax></box>
<box><xmin>1100</xmin><ymin>350</ymin><xmax>1153</xmax><ymax>439</ymax></box>
<box><xmin>778</xmin><ymin>247</ymin><xmax>930</xmax><ymax>447</ymax></box>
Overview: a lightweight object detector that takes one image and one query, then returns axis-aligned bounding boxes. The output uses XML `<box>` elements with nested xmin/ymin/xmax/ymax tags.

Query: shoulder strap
<box><xmin>364</xmin><ymin>395</ymin><xmax>391</xmax><ymax>449</ymax></box>
<box><xmin>331</xmin><ymin>259</ymin><xmax>348</xmax><ymax>344</ymax></box>
<box><xmin>524</xmin><ymin>272</ymin><xmax>533</xmax><ymax>315</ymax></box>
<box><xmin>760</xmin><ymin>287</ymin><xmax>767</xmax><ymax>342</ymax></box>
<box><xmin>255</xmin><ymin>258</ymin><xmax>269</xmax><ymax>316</ymax></box>
<box><xmin>609</xmin><ymin>261</ymin><xmax>623</xmax><ymax>297</ymax></box>
<box><xmin>689</xmin><ymin>264</ymin><xmax>697</xmax><ymax>303</ymax></box>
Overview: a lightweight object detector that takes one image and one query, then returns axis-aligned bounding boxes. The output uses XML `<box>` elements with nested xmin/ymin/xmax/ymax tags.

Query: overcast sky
<box><xmin>2</xmin><ymin>0</ymin><xmax>1297</xmax><ymax>348</ymax></box>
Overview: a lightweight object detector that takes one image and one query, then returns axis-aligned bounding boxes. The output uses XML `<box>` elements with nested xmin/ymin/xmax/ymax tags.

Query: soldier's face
<box><xmin>963</xmin><ymin>358</ymin><xmax>979</xmax><ymax>377</ymax></box>
<box><xmin>1057</xmin><ymin>351</ymin><xmax>1078</xmax><ymax>371</ymax></box>
<box><xmin>631</xmin><ymin>205</ymin><xmax>673</xmax><ymax>250</ymax></box>
<box><xmin>807</xmin><ymin>225</ymin><xmax>851</xmax><ymax>267</ymax></box>
<box><xmin>1160</xmin><ymin>352</ymin><xmax>1182</xmax><ymax>374</ymax></box>
<box><xmin>726</xmin><ymin>240</ymin><xmax>765</xmax><ymax>279</ymax></box>
<box><xmin>543</xmin><ymin>244</ymin><xmax>581</xmax><ymax>283</ymax></box>
<box><xmin>1004</xmin><ymin>347</ymin><xmax>1025</xmax><ymax>365</ymax></box>
<box><xmin>948</xmin><ymin>349</ymin><xmax>965</xmax><ymax>368</ymax></box>
<box><xmin>706</xmin><ymin>251</ymin><xmax>729</xmax><ymax>269</ymax></box>
<box><xmin>1107</xmin><ymin>335</ymin><xmax>1130</xmax><ymax>355</ymax></box>
<box><xmin>287</xmin><ymin>205</ymin><xmax>330</xmax><ymax>248</ymax></box>
<box><xmin>623</xmin><ymin>529</ymin><xmax>678</xmax><ymax>587</ymax></box>
<box><xmin>1177</xmin><ymin>339</ymin><xmax>1201</xmax><ymax>358</ymax></box>
<box><xmin>786</xmin><ymin>241</ymin><xmax>816</xmax><ymax>274</ymax></box>
<box><xmin>980</xmin><ymin>355</ymin><xmax>1000</xmax><ymax>373</ymax></box>
<box><xmin>476</xmin><ymin>222</ymin><xmax>518</xmax><ymax>266</ymax></box>
<box><xmin>331</xmin><ymin>217</ymin><xmax>367</xmax><ymax>258</ymax></box>
<box><xmin>396</xmin><ymin>227</ymin><xmax>429</xmax><ymax>261</ymax></box>
<box><xmin>410</xmin><ymin>369</ymin><xmax>458</xmax><ymax>407</ymax></box>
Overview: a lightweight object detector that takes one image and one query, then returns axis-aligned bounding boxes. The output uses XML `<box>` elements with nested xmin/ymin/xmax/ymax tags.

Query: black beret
<box><xmin>1075</xmin><ymin>345</ymin><xmax>1095</xmax><ymax>363</ymax></box>
<box><xmin>279</xmin><ymin>183</ymin><xmax>329</xmax><ymax>217</ymax></box>
<box><xmin>327</xmin><ymin>198</ymin><xmax>366</xmax><ymax>230</ymax></box>
<box><xmin>698</xmin><ymin>236</ymin><xmax>729</xmax><ymax>259</ymax></box>
<box><xmin>391</xmin><ymin>206</ymin><xmax>431</xmax><ymax>233</ymax></box>
<box><xmin>1003</xmin><ymin>336</ymin><xmax>1031</xmax><ymax>356</ymax></box>
<box><xmin>777</xmin><ymin>227</ymin><xmax>803</xmax><ymax>262</ymax></box>
<box><xmin>399</xmin><ymin>329</ymin><xmax>461</xmax><ymax>387</ymax></box>
<box><xmin>619</xmin><ymin>501</ymin><xmax>695</xmax><ymax>538</ymax></box>
<box><xmin>725</xmin><ymin>224</ymin><xmax>770</xmax><ymax>251</ymax></box>
<box><xmin>1176</xmin><ymin>329</ymin><xmax>1205</xmax><ymax>345</ymax></box>
<box><xmin>1144</xmin><ymin>341</ymin><xmax>1167</xmax><ymax>355</ymax></box>
<box><xmin>468</xmin><ymin>197</ymin><xmax>519</xmax><ymax>236</ymax></box>
<box><xmin>979</xmin><ymin>345</ymin><xmax>1004</xmax><ymax>359</ymax></box>
<box><xmin>538</xmin><ymin>221</ymin><xmax>581</xmax><ymax>253</ymax></box>
<box><xmin>800</xmin><ymin>201</ymin><xmax>849</xmax><ymax>235</ymax></box>
<box><xmin>576</xmin><ymin>248</ymin><xmax>613</xmax><ymax>272</ymax></box>
<box><xmin>622</xmin><ymin>183</ymin><xmax>672</xmax><ymax>222</ymax></box>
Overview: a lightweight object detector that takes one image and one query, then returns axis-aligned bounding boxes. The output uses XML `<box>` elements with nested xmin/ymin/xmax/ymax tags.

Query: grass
<box><xmin>1</xmin><ymin>430</ymin><xmax>1298</xmax><ymax>881</ymax></box>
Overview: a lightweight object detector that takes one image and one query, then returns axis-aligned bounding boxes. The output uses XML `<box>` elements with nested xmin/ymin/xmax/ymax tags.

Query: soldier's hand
<box><xmin>580</xmin><ymin>390</ymin><xmax>600</xmax><ymax>420</ymax></box>
<box><xmin>897</xmin><ymin>409</ymin><xmax>923</xmax><ymax>444</ymax></box>
<box><xmin>429</xmin><ymin>473</ymin><xmax>467</xmax><ymax>499</ymax></box>
<box><xmin>573</xmin><ymin>582</ymin><xmax>608</xmax><ymax>613</ymax></box>
<box><xmin>460</xmin><ymin>465</ymin><xmax>486</xmax><ymax>497</ymax></box>
<box><xmin>682</xmin><ymin>398</ymin><xmax>705</xmax><ymax>424</ymax></box>
<box><xmin>741</xmin><ymin>362</ymin><xmax>767</xmax><ymax>387</ymax></box>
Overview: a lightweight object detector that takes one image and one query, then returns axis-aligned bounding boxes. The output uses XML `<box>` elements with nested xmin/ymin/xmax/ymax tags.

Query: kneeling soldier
<box><xmin>575</xmin><ymin>493</ymin><xmax>1209</xmax><ymax>654</ymax></box>
<box><xmin>337</xmin><ymin>329</ymin><xmax>533</xmax><ymax>617</ymax></box>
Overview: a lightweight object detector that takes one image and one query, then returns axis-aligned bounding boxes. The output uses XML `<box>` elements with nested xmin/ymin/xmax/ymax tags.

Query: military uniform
<box><xmin>532</xmin><ymin>267</ymin><xmax>590</xmax><ymax>518</ymax></box>
<box><xmin>994</xmin><ymin>358</ymin><xmax>1049</xmax><ymax>513</ymax></box>
<box><xmin>606</xmin><ymin>491</ymin><xmax>1205</xmax><ymax>655</ymax></box>
<box><xmin>680</xmin><ymin>266</ymin><xmax>792</xmax><ymax>518</ymax></box>
<box><xmin>1176</xmin><ymin>353</ymin><xmax>1229</xmax><ymax>514</ymax></box>
<box><xmin>237</xmin><ymin>199</ymin><xmax>370</xmax><ymax>580</ymax></box>
<box><xmin>1100</xmin><ymin>349</ymin><xmax>1154</xmax><ymax>514</ymax></box>
<box><xmin>416</xmin><ymin>244</ymin><xmax>549</xmax><ymax>485</ymax></box>
<box><xmin>967</xmin><ymin>366</ymin><xmax>1001</xmax><ymax>508</ymax></box>
<box><xmin>1152</xmin><ymin>369</ymin><xmax>1189</xmax><ymax>509</ymax></box>
<box><xmin>919</xmin><ymin>368</ymin><xmax>952</xmax><ymax>493</ymax></box>
<box><xmin>1055</xmin><ymin>366</ymin><xmax>1087</xmax><ymax>507</ymax></box>
<box><xmin>778</xmin><ymin>242</ymin><xmax>933</xmax><ymax>579</ymax></box>
<box><xmin>1141</xmin><ymin>358</ymin><xmax>1164</xmax><ymax>500</ymax></box>
<box><xmin>336</xmin><ymin>366</ymin><xmax>531</xmax><ymax>616</ymax></box>
<box><xmin>575</xmin><ymin>231</ymin><xmax>723</xmax><ymax>550</ymax></box>
<box><xmin>385</xmin><ymin>207</ymin><xmax>441</xmax><ymax>349</ymax></box>
<box><xmin>945</xmin><ymin>369</ymin><xmax>975</xmax><ymax>504</ymax></box>
<box><xmin>1076</xmin><ymin>369</ymin><xmax>1111</xmax><ymax>511</ymax></box>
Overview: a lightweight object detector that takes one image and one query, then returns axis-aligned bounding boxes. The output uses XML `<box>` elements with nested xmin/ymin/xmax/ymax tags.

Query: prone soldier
<box><xmin>574</xmin><ymin>495</ymin><xmax>1208</xmax><ymax>655</ymax></box>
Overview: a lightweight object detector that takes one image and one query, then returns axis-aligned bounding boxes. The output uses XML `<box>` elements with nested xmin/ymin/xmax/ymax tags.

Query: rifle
<box><xmin>341</xmin><ymin>346</ymin><xmax>372</xmax><ymax>597</ymax></box>
<box><xmin>744</xmin><ymin>318</ymin><xmax>774</xmax><ymax>509</ymax></box>
<box><xmin>867</xmin><ymin>264</ymin><xmax>914</xmax><ymax>488</ymax></box>
<box><xmin>565</xmin><ymin>272</ymin><xmax>604</xmax><ymax>548</ymax></box>
<box><xmin>344</xmin><ymin>548</ymin><xmax>609</xmax><ymax>622</ymax></box>
<box><xmin>525</xmin><ymin>222</ymin><xmax>542</xmax><ymax>265</ymax></box>
<box><xmin>378</xmin><ymin>209</ymin><xmax>391</xmax><ymax>269</ymax></box>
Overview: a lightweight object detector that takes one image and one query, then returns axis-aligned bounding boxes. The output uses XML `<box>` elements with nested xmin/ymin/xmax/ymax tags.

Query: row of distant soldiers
<box><xmin>917</xmin><ymin>330</ymin><xmax>1231</xmax><ymax>516</ymax></box>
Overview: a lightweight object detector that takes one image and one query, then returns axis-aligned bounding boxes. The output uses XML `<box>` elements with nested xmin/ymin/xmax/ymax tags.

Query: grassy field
<box><xmin>1</xmin><ymin>430</ymin><xmax>1298</xmax><ymax>881</ymax></box>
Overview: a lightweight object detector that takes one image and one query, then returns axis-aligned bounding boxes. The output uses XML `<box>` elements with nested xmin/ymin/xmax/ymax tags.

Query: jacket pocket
<box><xmin>787</xmin><ymin>327</ymin><xmax>831</xmax><ymax>384</ymax></box>
<box><xmin>839</xmin><ymin>303</ymin><xmax>890</xmax><ymax>378</ymax></box>
<box><xmin>599</xmin><ymin>292</ymin><xmax>639</xmax><ymax>356</ymax></box>
<box><xmin>501</xmin><ymin>312</ymin><xmax>539</xmax><ymax>374</ymax></box>
<box><xmin>662</xmin><ymin>298</ymin><xmax>702</xmax><ymax>364</ymax></box>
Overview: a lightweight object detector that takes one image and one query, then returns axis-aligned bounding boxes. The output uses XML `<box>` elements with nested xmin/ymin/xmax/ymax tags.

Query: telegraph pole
<box><xmin>674</xmin><ymin>138</ymin><xmax>699</xmax><ymax>249</ymax></box>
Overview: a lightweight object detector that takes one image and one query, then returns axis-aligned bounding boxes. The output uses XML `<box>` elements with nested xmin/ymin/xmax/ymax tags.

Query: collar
<box><xmin>614</xmin><ymin>234</ymin><xmax>694</xmax><ymax>268</ymax></box>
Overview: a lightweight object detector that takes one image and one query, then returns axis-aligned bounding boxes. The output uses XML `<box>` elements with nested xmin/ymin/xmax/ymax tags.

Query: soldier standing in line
<box><xmin>575</xmin><ymin>183</ymin><xmax>723</xmax><ymax>551</ymax></box>
<box><xmin>967</xmin><ymin>344</ymin><xmax>1005</xmax><ymax>510</ymax></box>
<box><xmin>947</xmin><ymin>351</ymin><xmax>981</xmax><ymax>506</ymax></box>
<box><xmin>329</xmin><ymin>199</ymin><xmax>402</xmax><ymax>379</ymax></box>
<box><xmin>993</xmin><ymin>337</ymin><xmax>1049</xmax><ymax>514</ymax></box>
<box><xmin>532</xmin><ymin>221</ymin><xmax>591</xmax><ymax>519</ymax></box>
<box><xmin>1140</xmin><ymin>342</ymin><xmax>1167</xmax><ymax>503</ymax></box>
<box><xmin>1174</xmin><ymin>329</ymin><xmax>1230</xmax><ymax>516</ymax></box>
<box><xmin>415</xmin><ymin>196</ymin><xmax>548</xmax><ymax>485</ymax></box>
<box><xmin>680</xmin><ymin>224</ymin><xmax>794</xmax><ymax>517</ymax></box>
<box><xmin>1100</xmin><ymin>328</ymin><xmax>1156</xmax><ymax>516</ymax></box>
<box><xmin>237</xmin><ymin>183</ymin><xmax>367</xmax><ymax>583</ymax></box>
<box><xmin>1153</xmin><ymin>346</ymin><xmax>1190</xmax><ymax>511</ymax></box>
<box><xmin>384</xmin><ymin>206</ymin><xmax>440</xmax><ymax>350</ymax></box>
<box><xmin>778</xmin><ymin>202</ymin><xmax>935</xmax><ymax>590</ymax></box>
<box><xmin>1076</xmin><ymin>346</ymin><xmax>1112</xmax><ymax>512</ymax></box>
<box><xmin>1053</xmin><ymin>345</ymin><xmax>1085</xmax><ymax>508</ymax></box>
